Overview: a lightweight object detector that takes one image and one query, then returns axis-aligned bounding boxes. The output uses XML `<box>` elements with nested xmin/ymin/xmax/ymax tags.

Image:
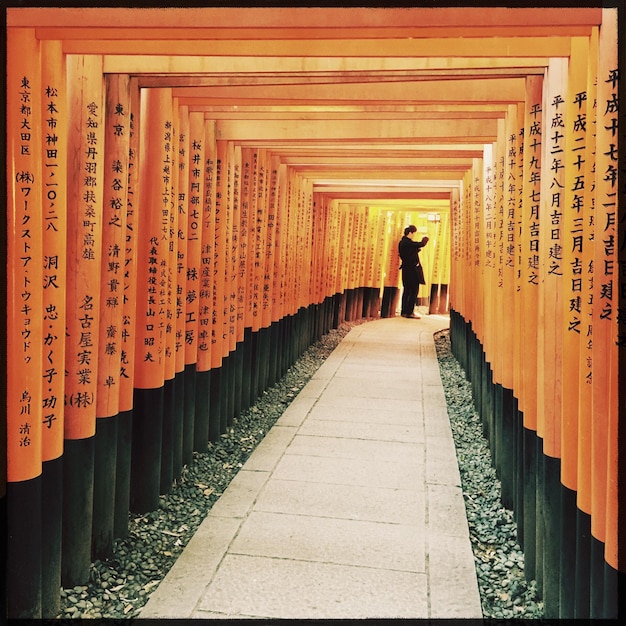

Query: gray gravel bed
<box><xmin>56</xmin><ymin>320</ymin><xmax>543</xmax><ymax>619</ymax></box>
<box><xmin>434</xmin><ymin>329</ymin><xmax>544</xmax><ymax>619</ymax></box>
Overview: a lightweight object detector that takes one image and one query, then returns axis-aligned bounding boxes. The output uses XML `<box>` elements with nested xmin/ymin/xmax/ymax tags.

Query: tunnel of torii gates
<box><xmin>2</xmin><ymin>4</ymin><xmax>625</xmax><ymax>621</ymax></box>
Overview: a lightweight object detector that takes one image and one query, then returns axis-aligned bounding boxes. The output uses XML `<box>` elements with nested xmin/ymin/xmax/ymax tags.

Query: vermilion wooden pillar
<box><xmin>92</xmin><ymin>72</ymin><xmax>131</xmax><ymax>561</ymax></box>
<box><xmin>63</xmin><ymin>53</ymin><xmax>105</xmax><ymax>587</ymax></box>
<box><xmin>162</xmin><ymin>97</ymin><xmax>180</xmax><ymax>490</ymax></box>
<box><xmin>198</xmin><ymin>121</ymin><xmax>219</xmax><ymax>442</ymax></box>
<box><xmin>230</xmin><ymin>144</ymin><xmax>245</xmax><ymax>417</ymax></box>
<box><xmin>238</xmin><ymin>148</ymin><xmax>254</xmax><ymax>410</ymax></box>
<box><xmin>559</xmin><ymin>37</ymin><xmax>589</xmax><ymax>617</ymax></box>
<box><xmin>183</xmin><ymin>111</ymin><xmax>203</xmax><ymax>457</ymax></box>
<box><xmin>520</xmin><ymin>74</ymin><xmax>543</xmax><ymax>585</ymax></box>
<box><xmin>130</xmin><ymin>87</ymin><xmax>173</xmax><ymax>513</ymax></box>
<box><xmin>6</xmin><ymin>27</ymin><xmax>44</xmax><ymax>619</ymax></box>
<box><xmin>212</xmin><ymin>140</ymin><xmax>228</xmax><ymax>431</ymax></box>
<box><xmin>222</xmin><ymin>141</ymin><xmax>238</xmax><ymax>425</ymax></box>
<box><xmin>539</xmin><ymin>56</ymin><xmax>567</xmax><ymax>619</ymax></box>
<box><xmin>39</xmin><ymin>38</ymin><xmax>67</xmax><ymax>618</ymax></box>
<box><xmin>115</xmin><ymin>77</ymin><xmax>140</xmax><ymax>540</ymax></box>
<box><xmin>592</xmin><ymin>9</ymin><xmax>619</xmax><ymax>618</ymax></box>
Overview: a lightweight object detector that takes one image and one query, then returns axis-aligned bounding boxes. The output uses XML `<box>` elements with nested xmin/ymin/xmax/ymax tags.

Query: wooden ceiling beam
<box><xmin>9</xmin><ymin>7</ymin><xmax>602</xmax><ymax>30</ymax></box>
<box><xmin>60</xmin><ymin>37</ymin><xmax>573</xmax><ymax>58</ymax></box>
<box><xmin>103</xmin><ymin>55</ymin><xmax>551</xmax><ymax>75</ymax></box>
<box><xmin>214</xmin><ymin>118</ymin><xmax>498</xmax><ymax>142</ymax></box>
<box><xmin>171</xmin><ymin>77</ymin><xmax>526</xmax><ymax>104</ymax></box>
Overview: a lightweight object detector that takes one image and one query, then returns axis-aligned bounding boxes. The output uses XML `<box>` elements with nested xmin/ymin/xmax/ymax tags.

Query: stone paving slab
<box><xmin>253</xmin><ymin>478</ymin><xmax>427</xmax><ymax>524</ymax></box>
<box><xmin>141</xmin><ymin>315</ymin><xmax>483</xmax><ymax>619</ymax></box>
<box><xmin>193</xmin><ymin>554</ymin><xmax>430</xmax><ymax>619</ymax></box>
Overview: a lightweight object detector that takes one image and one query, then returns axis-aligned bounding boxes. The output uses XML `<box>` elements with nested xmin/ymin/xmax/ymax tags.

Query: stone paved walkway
<box><xmin>141</xmin><ymin>314</ymin><xmax>482</xmax><ymax>619</ymax></box>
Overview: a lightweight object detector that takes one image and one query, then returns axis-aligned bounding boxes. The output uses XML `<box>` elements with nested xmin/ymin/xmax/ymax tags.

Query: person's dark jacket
<box><xmin>398</xmin><ymin>235</ymin><xmax>428</xmax><ymax>285</ymax></box>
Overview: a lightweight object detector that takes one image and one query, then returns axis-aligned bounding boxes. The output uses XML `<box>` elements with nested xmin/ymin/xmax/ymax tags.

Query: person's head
<box><xmin>404</xmin><ymin>225</ymin><xmax>417</xmax><ymax>238</ymax></box>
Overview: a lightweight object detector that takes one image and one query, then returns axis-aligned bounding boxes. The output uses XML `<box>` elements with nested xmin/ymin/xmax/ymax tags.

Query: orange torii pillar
<box><xmin>272</xmin><ymin>163</ymin><xmax>289</xmax><ymax>377</ymax></box>
<box><xmin>198</xmin><ymin>120</ymin><xmax>217</xmax><ymax>441</ymax></box>
<box><xmin>162</xmin><ymin>98</ymin><xmax>180</xmax><ymax>487</ymax></box>
<box><xmin>63</xmin><ymin>53</ymin><xmax>105</xmax><ymax>587</ymax></box>
<box><xmin>238</xmin><ymin>147</ymin><xmax>254</xmax><ymax>412</ymax></box>
<box><xmin>115</xmin><ymin>78</ymin><xmax>140</xmax><ymax>539</ymax></box>
<box><xmin>164</xmin><ymin>102</ymin><xmax>188</xmax><ymax>484</ymax></box>
<box><xmin>247</xmin><ymin>148</ymin><xmax>264</xmax><ymax>402</ymax></box>
<box><xmin>283</xmin><ymin>170</ymin><xmax>299</xmax><ymax>358</ymax></box>
<box><xmin>537</xmin><ymin>56</ymin><xmax>567</xmax><ymax>617</ymax></box>
<box><xmin>176</xmin><ymin>117</ymin><xmax>195</xmax><ymax>455</ymax></box>
<box><xmin>380</xmin><ymin>210</ymin><xmax>402</xmax><ymax>318</ymax></box>
<box><xmin>221</xmin><ymin>141</ymin><xmax>238</xmax><ymax>426</ymax></box>
<box><xmin>92</xmin><ymin>72</ymin><xmax>131</xmax><ymax>561</ymax></box>
<box><xmin>208</xmin><ymin>139</ymin><xmax>228</xmax><ymax>435</ymax></box>
<box><xmin>256</xmin><ymin>149</ymin><xmax>274</xmax><ymax>398</ymax></box>
<box><xmin>183</xmin><ymin>110</ymin><xmax>205</xmax><ymax>454</ymax></box>
<box><xmin>574</xmin><ymin>29</ymin><xmax>599</xmax><ymax>618</ymax></box>
<box><xmin>39</xmin><ymin>39</ymin><xmax>67</xmax><ymax>618</ymax></box>
<box><xmin>325</xmin><ymin>197</ymin><xmax>343</xmax><ymax>327</ymax></box>
<box><xmin>591</xmin><ymin>8</ymin><xmax>619</xmax><ymax>617</ymax></box>
<box><xmin>6</xmin><ymin>27</ymin><xmax>44</xmax><ymax>619</ymax></box>
<box><xmin>559</xmin><ymin>36</ymin><xmax>590</xmax><ymax>617</ymax></box>
<box><xmin>230</xmin><ymin>145</ymin><xmax>246</xmax><ymax>418</ymax></box>
<box><xmin>519</xmin><ymin>73</ymin><xmax>543</xmax><ymax>584</ymax></box>
<box><xmin>130</xmin><ymin>87</ymin><xmax>173</xmax><ymax>513</ymax></box>
<box><xmin>264</xmin><ymin>154</ymin><xmax>281</xmax><ymax>387</ymax></box>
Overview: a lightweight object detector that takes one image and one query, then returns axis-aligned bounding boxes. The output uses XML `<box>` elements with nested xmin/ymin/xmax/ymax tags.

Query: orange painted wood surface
<box><xmin>40</xmin><ymin>39</ymin><xmax>67</xmax><ymax>462</ymax></box>
<box><xmin>64</xmin><ymin>54</ymin><xmax>105</xmax><ymax>440</ymax></box>
<box><xmin>133</xmin><ymin>87</ymin><xmax>173</xmax><ymax>389</ymax></box>
<box><xmin>119</xmin><ymin>78</ymin><xmax>140</xmax><ymax>413</ymax></box>
<box><xmin>6</xmin><ymin>28</ymin><xmax>44</xmax><ymax>481</ymax></box>
<box><xmin>96</xmin><ymin>73</ymin><xmax>131</xmax><ymax>418</ymax></box>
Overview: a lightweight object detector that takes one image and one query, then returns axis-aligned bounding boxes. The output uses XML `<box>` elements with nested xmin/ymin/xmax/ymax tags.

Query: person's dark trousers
<box><xmin>401</xmin><ymin>268</ymin><xmax>419</xmax><ymax>316</ymax></box>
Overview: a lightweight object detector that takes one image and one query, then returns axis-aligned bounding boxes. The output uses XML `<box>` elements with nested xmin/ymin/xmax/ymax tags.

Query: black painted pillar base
<box><xmin>603</xmin><ymin>561</ymin><xmax>620</xmax><ymax>619</ymax></box>
<box><xmin>182</xmin><ymin>363</ymin><xmax>196</xmax><ymax>466</ymax></box>
<box><xmin>114</xmin><ymin>409</ymin><xmax>132</xmax><ymax>539</ymax></box>
<box><xmin>161</xmin><ymin>376</ymin><xmax>176</xmax><ymax>494</ymax></box>
<box><xmin>241</xmin><ymin>328</ymin><xmax>253</xmax><ymax>413</ymax></box>
<box><xmin>500</xmin><ymin>387</ymin><xmax>515</xmax><ymax>510</ymax></box>
<box><xmin>514</xmin><ymin>406</ymin><xmax>525</xmax><ymax>548</ymax></box>
<box><xmin>194</xmin><ymin>368</ymin><xmax>211</xmax><ymax>452</ymax></box>
<box><xmin>257</xmin><ymin>327</ymin><xmax>271</xmax><ymax>398</ymax></box>
<box><xmin>492</xmin><ymin>382</ymin><xmax>502</xmax><ymax>466</ymax></box>
<box><xmin>523</xmin><ymin>427</ymin><xmax>537</xmax><ymax>581</ymax></box>
<box><xmin>227</xmin><ymin>350</ymin><xmax>237</xmax><ymax>427</ymax></box>
<box><xmin>172</xmin><ymin>373</ymin><xmax>185</xmax><ymax>483</ymax></box>
<box><xmin>92</xmin><ymin>415</ymin><xmax>118</xmax><ymax>561</ymax></box>
<box><xmin>268</xmin><ymin>323</ymin><xmax>279</xmax><ymax>389</ymax></box>
<box><xmin>542</xmin><ymin>454</ymin><xmax>562</xmax><ymax>618</ymax></box>
<box><xmin>221</xmin><ymin>354</ymin><xmax>231</xmax><ymax>433</ymax></box>
<box><xmin>209</xmin><ymin>365</ymin><xmax>223</xmax><ymax>442</ymax></box>
<box><xmin>42</xmin><ymin>456</ymin><xmax>62</xmax><ymax>618</ymax></box>
<box><xmin>535</xmin><ymin>440</ymin><xmax>544</xmax><ymax>595</ymax></box>
<box><xmin>251</xmin><ymin>330</ymin><xmax>261</xmax><ymax>406</ymax></box>
<box><xmin>233</xmin><ymin>341</ymin><xmax>244</xmax><ymax>417</ymax></box>
<box><xmin>1</xmin><ymin>491</ymin><xmax>6</xmax><ymax>620</ymax></box>
<box><xmin>7</xmin><ymin>475</ymin><xmax>42</xmax><ymax>618</ymax></box>
<box><xmin>62</xmin><ymin>436</ymin><xmax>94</xmax><ymax>587</ymax></box>
<box><xmin>559</xmin><ymin>484</ymin><xmax>577</xmax><ymax>618</ymax></box>
<box><xmin>129</xmin><ymin>387</ymin><xmax>163</xmax><ymax>513</ymax></box>
<box><xmin>589</xmin><ymin>535</ymin><xmax>605</xmax><ymax>618</ymax></box>
<box><xmin>574</xmin><ymin>508</ymin><xmax>591</xmax><ymax>618</ymax></box>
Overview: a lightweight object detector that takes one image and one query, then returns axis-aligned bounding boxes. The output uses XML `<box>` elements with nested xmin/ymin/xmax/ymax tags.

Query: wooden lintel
<box><xmin>9</xmin><ymin>7</ymin><xmax>602</xmax><ymax>30</ymax></box>
<box><xmin>103</xmin><ymin>55</ymin><xmax>551</xmax><ymax>75</ymax></box>
<box><xmin>61</xmin><ymin>37</ymin><xmax>573</xmax><ymax>58</ymax></box>
<box><xmin>214</xmin><ymin>118</ymin><xmax>498</xmax><ymax>142</ymax></box>
<box><xmin>314</xmin><ymin>191</ymin><xmax>452</xmax><ymax>201</ymax></box>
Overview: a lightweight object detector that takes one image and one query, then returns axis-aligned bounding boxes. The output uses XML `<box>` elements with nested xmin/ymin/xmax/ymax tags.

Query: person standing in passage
<box><xmin>398</xmin><ymin>225</ymin><xmax>429</xmax><ymax>319</ymax></box>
